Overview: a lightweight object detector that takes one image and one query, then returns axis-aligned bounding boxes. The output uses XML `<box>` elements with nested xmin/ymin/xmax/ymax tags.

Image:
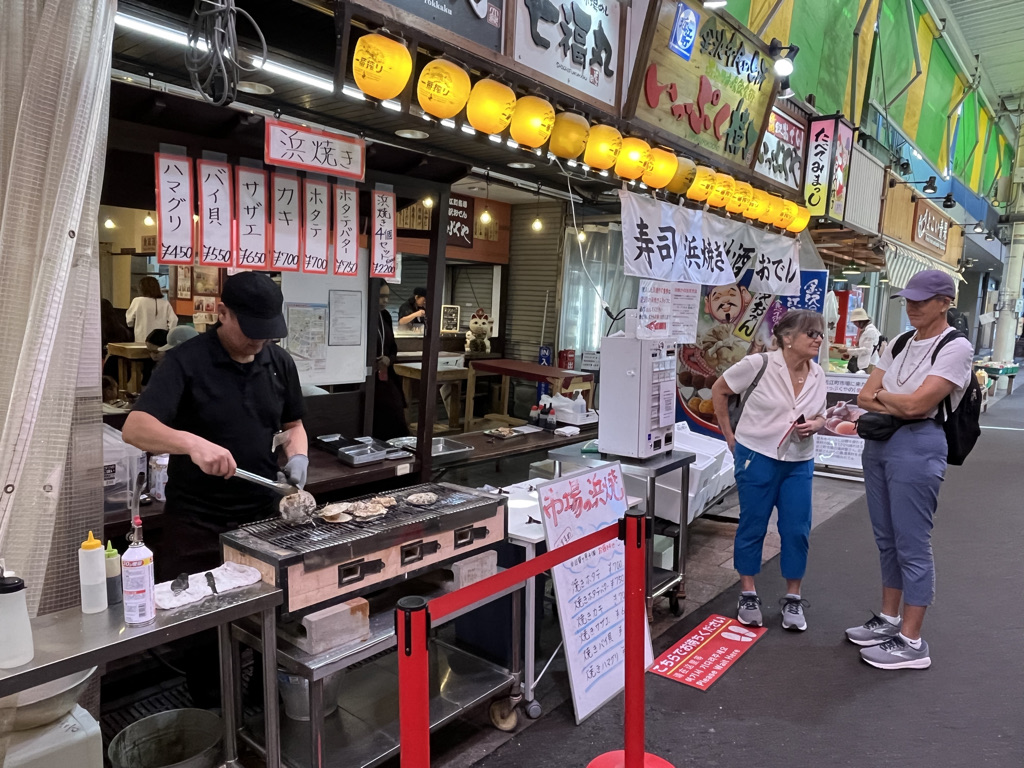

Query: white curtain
<box><xmin>0</xmin><ymin>0</ymin><xmax>115</xmax><ymax>613</ymax></box>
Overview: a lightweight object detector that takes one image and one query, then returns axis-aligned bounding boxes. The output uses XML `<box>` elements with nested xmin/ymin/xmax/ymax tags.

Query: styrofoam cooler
<box><xmin>623</xmin><ymin>456</ymin><xmax>715</xmax><ymax>525</ymax></box>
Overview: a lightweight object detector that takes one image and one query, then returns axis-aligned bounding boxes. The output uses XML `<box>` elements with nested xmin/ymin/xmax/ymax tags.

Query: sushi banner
<box><xmin>813</xmin><ymin>373</ymin><xmax>869</xmax><ymax>472</ymax></box>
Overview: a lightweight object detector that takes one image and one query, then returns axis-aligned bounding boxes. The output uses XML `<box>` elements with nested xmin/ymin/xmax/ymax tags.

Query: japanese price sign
<box><xmin>265</xmin><ymin>119</ymin><xmax>365</xmax><ymax>181</ymax></box>
<box><xmin>371</xmin><ymin>190</ymin><xmax>397</xmax><ymax>279</ymax></box>
<box><xmin>155</xmin><ymin>154</ymin><xmax>194</xmax><ymax>265</ymax></box>
<box><xmin>754</xmin><ymin>107</ymin><xmax>806</xmax><ymax>191</ymax></box>
<box><xmin>271</xmin><ymin>174</ymin><xmax>302</xmax><ymax>272</ymax></box>
<box><xmin>513</xmin><ymin>0</ymin><xmax>622</xmax><ymax>107</ymax></box>
<box><xmin>236</xmin><ymin>168</ymin><xmax>269</xmax><ymax>270</ymax></box>
<box><xmin>303</xmin><ymin>180</ymin><xmax>329</xmax><ymax>274</ymax></box>
<box><xmin>197</xmin><ymin>160</ymin><xmax>233</xmax><ymax>267</ymax></box>
<box><xmin>628</xmin><ymin>0</ymin><xmax>775</xmax><ymax>168</ymax></box>
<box><xmin>536</xmin><ymin>465</ymin><xmax>652</xmax><ymax>724</ymax></box>
<box><xmin>334</xmin><ymin>186</ymin><xmax>358</xmax><ymax>276</ymax></box>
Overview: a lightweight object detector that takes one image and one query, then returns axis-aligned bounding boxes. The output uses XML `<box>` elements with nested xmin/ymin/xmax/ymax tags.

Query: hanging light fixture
<box><xmin>422</xmin><ymin>197</ymin><xmax>434</xmax><ymax>209</ymax></box>
<box><xmin>685</xmin><ymin>166</ymin><xmax>717</xmax><ymax>202</ymax></box>
<box><xmin>143</xmin><ymin>211</ymin><xmax>155</xmax><ymax>226</ymax></box>
<box><xmin>773</xmin><ymin>200</ymin><xmax>799</xmax><ymax>229</ymax></box>
<box><xmin>985</xmin><ymin>231</ymin><xmax>995</xmax><ymax>241</ymax></box>
<box><xmin>777</xmin><ymin>77</ymin><xmax>794</xmax><ymax>100</ymax></box>
<box><xmin>548</xmin><ymin>112</ymin><xmax>590</xmax><ymax>160</ymax></box>
<box><xmin>614</xmin><ymin>138</ymin><xmax>652</xmax><ymax>180</ymax></box>
<box><xmin>509</xmin><ymin>95</ymin><xmax>555</xmax><ymax>148</ymax></box>
<box><xmin>973</xmin><ymin>221</ymin><xmax>984</xmax><ymax>233</ymax></box>
<box><xmin>416</xmin><ymin>57</ymin><xmax>471</xmax><ymax>120</ymax></box>
<box><xmin>768</xmin><ymin>38</ymin><xmax>799</xmax><ymax>77</ymax></box>
<box><xmin>842</xmin><ymin>262</ymin><xmax>861</xmax><ymax>275</ymax></box>
<box><xmin>531</xmin><ymin>183</ymin><xmax>543</xmax><ymax>232</ymax></box>
<box><xmin>351</xmin><ymin>31</ymin><xmax>412</xmax><ymax>101</ymax></box>
<box><xmin>707</xmin><ymin>173</ymin><xmax>735</xmax><ymax>208</ymax></box>
<box><xmin>758</xmin><ymin>194</ymin><xmax>785</xmax><ymax>225</ymax></box>
<box><xmin>479</xmin><ymin>171</ymin><xmax>492</xmax><ymax>225</ymax></box>
<box><xmin>103</xmin><ymin>218</ymin><xmax>116</xmax><ymax>229</ymax></box>
<box><xmin>879</xmin><ymin>272</ymin><xmax>890</xmax><ymax>284</ymax></box>
<box><xmin>582</xmin><ymin>124</ymin><xmax>622</xmax><ymax>170</ymax></box>
<box><xmin>666</xmin><ymin>157</ymin><xmax>697</xmax><ymax>195</ymax></box>
<box><xmin>641</xmin><ymin>148</ymin><xmax>678</xmax><ymax>189</ymax></box>
<box><xmin>577</xmin><ymin>230</ymin><xmax>587</xmax><ymax>243</ymax></box>
<box><xmin>725</xmin><ymin>181</ymin><xmax>753</xmax><ymax>214</ymax></box>
<box><xmin>743</xmin><ymin>188</ymin><xmax>771</xmax><ymax>219</ymax></box>
<box><xmin>786</xmin><ymin>205</ymin><xmax>811</xmax><ymax>233</ymax></box>
<box><xmin>466</xmin><ymin>79</ymin><xmax>517</xmax><ymax>134</ymax></box>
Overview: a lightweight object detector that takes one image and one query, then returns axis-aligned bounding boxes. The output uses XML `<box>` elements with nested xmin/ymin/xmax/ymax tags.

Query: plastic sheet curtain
<box><xmin>0</xmin><ymin>0</ymin><xmax>115</xmax><ymax>614</ymax></box>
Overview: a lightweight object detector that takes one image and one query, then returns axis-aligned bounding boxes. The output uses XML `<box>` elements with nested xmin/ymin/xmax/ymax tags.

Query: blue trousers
<box><xmin>861</xmin><ymin>420</ymin><xmax>946</xmax><ymax>606</ymax></box>
<box><xmin>733</xmin><ymin>443</ymin><xmax>814</xmax><ymax>580</ymax></box>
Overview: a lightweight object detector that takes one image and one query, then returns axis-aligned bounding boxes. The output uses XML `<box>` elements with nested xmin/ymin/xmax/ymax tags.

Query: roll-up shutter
<box><xmin>844</xmin><ymin>145</ymin><xmax>885</xmax><ymax>236</ymax></box>
<box><xmin>450</xmin><ymin>265</ymin><xmax>495</xmax><ymax>330</ymax></box>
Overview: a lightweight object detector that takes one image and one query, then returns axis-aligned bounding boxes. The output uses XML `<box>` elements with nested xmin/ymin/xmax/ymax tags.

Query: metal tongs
<box><xmin>233</xmin><ymin>468</ymin><xmax>300</xmax><ymax>496</ymax></box>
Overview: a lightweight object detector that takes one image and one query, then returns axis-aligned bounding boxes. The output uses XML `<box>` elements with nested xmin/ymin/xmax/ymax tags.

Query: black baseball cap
<box><xmin>221</xmin><ymin>271</ymin><xmax>288</xmax><ymax>339</ymax></box>
<box><xmin>414</xmin><ymin>287</ymin><xmax>428</xmax><ymax>298</ymax></box>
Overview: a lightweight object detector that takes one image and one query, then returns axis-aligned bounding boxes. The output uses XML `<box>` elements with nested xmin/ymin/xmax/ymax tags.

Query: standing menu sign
<box><xmin>814</xmin><ymin>373</ymin><xmax>869</xmax><ymax>471</ymax></box>
<box><xmin>537</xmin><ymin>465</ymin><xmax>653</xmax><ymax>723</ymax></box>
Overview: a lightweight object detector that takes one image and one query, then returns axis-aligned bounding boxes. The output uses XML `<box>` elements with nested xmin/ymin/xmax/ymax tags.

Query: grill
<box><xmin>221</xmin><ymin>483</ymin><xmax>506</xmax><ymax>617</ymax></box>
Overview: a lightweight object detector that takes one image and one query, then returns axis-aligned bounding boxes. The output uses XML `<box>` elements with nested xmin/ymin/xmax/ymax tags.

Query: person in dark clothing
<box><xmin>373</xmin><ymin>282</ymin><xmax>410</xmax><ymax>440</ymax></box>
<box><xmin>398</xmin><ymin>287</ymin><xmax>428</xmax><ymax>327</ymax></box>
<box><xmin>101</xmin><ymin>299</ymin><xmax>132</xmax><ymax>382</ymax></box>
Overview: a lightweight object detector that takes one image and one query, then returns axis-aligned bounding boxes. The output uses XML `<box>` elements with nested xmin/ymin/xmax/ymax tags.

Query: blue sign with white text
<box><xmin>668</xmin><ymin>4</ymin><xmax>700</xmax><ymax>61</ymax></box>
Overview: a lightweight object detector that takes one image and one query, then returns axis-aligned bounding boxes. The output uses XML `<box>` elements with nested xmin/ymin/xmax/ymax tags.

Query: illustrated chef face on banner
<box><xmin>705</xmin><ymin>283</ymin><xmax>752</xmax><ymax>325</ymax></box>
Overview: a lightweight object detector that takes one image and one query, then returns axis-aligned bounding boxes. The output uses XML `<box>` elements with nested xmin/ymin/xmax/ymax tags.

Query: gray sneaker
<box><xmin>860</xmin><ymin>635</ymin><xmax>931</xmax><ymax>670</ymax></box>
<box><xmin>780</xmin><ymin>597</ymin><xmax>808</xmax><ymax>631</ymax></box>
<box><xmin>845</xmin><ymin>614</ymin><xmax>901</xmax><ymax>646</ymax></box>
<box><xmin>737</xmin><ymin>593</ymin><xmax>762</xmax><ymax>627</ymax></box>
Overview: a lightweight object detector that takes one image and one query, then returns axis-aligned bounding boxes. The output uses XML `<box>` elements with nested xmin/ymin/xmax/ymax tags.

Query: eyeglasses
<box><xmin>805</xmin><ymin>330</ymin><xmax>825</xmax><ymax>340</ymax></box>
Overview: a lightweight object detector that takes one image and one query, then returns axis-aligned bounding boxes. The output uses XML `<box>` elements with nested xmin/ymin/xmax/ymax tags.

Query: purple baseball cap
<box><xmin>891</xmin><ymin>270</ymin><xmax>956</xmax><ymax>302</ymax></box>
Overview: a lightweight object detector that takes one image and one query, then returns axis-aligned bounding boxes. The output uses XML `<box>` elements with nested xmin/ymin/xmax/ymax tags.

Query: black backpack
<box><xmin>888</xmin><ymin>330</ymin><xmax>981</xmax><ymax>465</ymax></box>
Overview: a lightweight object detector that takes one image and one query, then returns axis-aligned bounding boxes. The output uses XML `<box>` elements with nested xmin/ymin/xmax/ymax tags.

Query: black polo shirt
<box><xmin>132</xmin><ymin>329</ymin><xmax>305</xmax><ymax>526</ymax></box>
<box><xmin>398</xmin><ymin>297</ymin><xmax>426</xmax><ymax>326</ymax></box>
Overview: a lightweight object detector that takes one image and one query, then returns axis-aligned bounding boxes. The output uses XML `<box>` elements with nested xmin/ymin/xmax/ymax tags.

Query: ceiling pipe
<box><xmin>848</xmin><ymin>0</ymin><xmax>884</xmax><ymax>123</ymax></box>
<box><xmin>885</xmin><ymin>0</ymin><xmax>923</xmax><ymax>109</ymax></box>
<box><xmin>755</xmin><ymin>0</ymin><xmax>788</xmax><ymax>39</ymax></box>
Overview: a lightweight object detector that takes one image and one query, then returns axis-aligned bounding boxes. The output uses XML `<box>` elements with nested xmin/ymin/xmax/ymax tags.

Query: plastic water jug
<box><xmin>0</xmin><ymin>575</ymin><xmax>35</xmax><ymax>668</ymax></box>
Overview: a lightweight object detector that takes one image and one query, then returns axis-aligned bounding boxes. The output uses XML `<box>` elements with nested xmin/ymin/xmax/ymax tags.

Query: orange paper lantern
<box><xmin>786</xmin><ymin>205</ymin><xmax>811</xmax><ymax>233</ymax></box>
<box><xmin>416</xmin><ymin>58</ymin><xmax>471</xmax><ymax>119</ymax></box>
<box><xmin>642</xmin><ymin>148</ymin><xmax>679</xmax><ymax>189</ymax></box>
<box><xmin>466</xmin><ymin>79</ymin><xmax>517</xmax><ymax>134</ymax></box>
<box><xmin>759</xmin><ymin>195</ymin><xmax>785</xmax><ymax>225</ymax></box>
<box><xmin>615</xmin><ymin>138</ymin><xmax>652</xmax><ymax>180</ymax></box>
<box><xmin>351</xmin><ymin>33</ymin><xmax>412</xmax><ymax>101</ymax></box>
<box><xmin>743</xmin><ymin>188</ymin><xmax>771</xmax><ymax>219</ymax></box>
<box><xmin>726</xmin><ymin>181</ymin><xmax>754</xmax><ymax>214</ymax></box>
<box><xmin>774</xmin><ymin>200</ymin><xmax>799</xmax><ymax>229</ymax></box>
<box><xmin>666</xmin><ymin>157</ymin><xmax>698</xmax><ymax>195</ymax></box>
<box><xmin>549</xmin><ymin>113</ymin><xmax>590</xmax><ymax>159</ymax></box>
<box><xmin>509</xmin><ymin>95</ymin><xmax>555</xmax><ymax>148</ymax></box>
<box><xmin>686</xmin><ymin>166</ymin><xmax>717</xmax><ymax>201</ymax></box>
<box><xmin>582</xmin><ymin>124</ymin><xmax>622</xmax><ymax>170</ymax></box>
<box><xmin>707</xmin><ymin>173</ymin><xmax>735</xmax><ymax>208</ymax></box>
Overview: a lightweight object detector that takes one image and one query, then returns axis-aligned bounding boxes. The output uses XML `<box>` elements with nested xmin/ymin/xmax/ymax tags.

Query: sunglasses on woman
<box><xmin>805</xmin><ymin>330</ymin><xmax>825</xmax><ymax>340</ymax></box>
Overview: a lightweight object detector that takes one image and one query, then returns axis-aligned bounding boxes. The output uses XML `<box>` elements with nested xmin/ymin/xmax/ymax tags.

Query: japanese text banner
<box><xmin>271</xmin><ymin>173</ymin><xmax>301</xmax><ymax>271</ymax></box>
<box><xmin>197</xmin><ymin>160</ymin><xmax>233</xmax><ymax>267</ymax></box>
<box><xmin>333</xmin><ymin>186</ymin><xmax>358</xmax><ymax>276</ymax></box>
<box><xmin>155</xmin><ymin>154</ymin><xmax>194</xmax><ymax>265</ymax></box>
<box><xmin>265</xmin><ymin>119</ymin><xmax>365</xmax><ymax>181</ymax></box>
<box><xmin>303</xmin><ymin>180</ymin><xmax>329</xmax><ymax>274</ymax></box>
<box><xmin>371</xmin><ymin>190</ymin><xmax>397</xmax><ymax>279</ymax></box>
<box><xmin>236</xmin><ymin>168</ymin><xmax>269</xmax><ymax>270</ymax></box>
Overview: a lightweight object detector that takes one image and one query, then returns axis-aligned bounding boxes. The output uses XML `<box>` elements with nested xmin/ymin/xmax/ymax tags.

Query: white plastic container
<box><xmin>103</xmin><ymin>425</ymin><xmax>147</xmax><ymax>515</ymax></box>
<box><xmin>78</xmin><ymin>531</ymin><xmax>108</xmax><ymax>614</ymax></box>
<box><xmin>122</xmin><ymin>517</ymin><xmax>155</xmax><ymax>627</ymax></box>
<box><xmin>0</xmin><ymin>575</ymin><xmax>35</xmax><ymax>668</ymax></box>
<box><xmin>148</xmin><ymin>454</ymin><xmax>169</xmax><ymax>501</ymax></box>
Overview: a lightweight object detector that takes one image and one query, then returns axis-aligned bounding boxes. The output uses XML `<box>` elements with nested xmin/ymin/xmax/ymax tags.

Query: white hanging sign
<box><xmin>303</xmin><ymin>180</ymin><xmax>330</xmax><ymax>274</ymax></box>
<box><xmin>197</xmin><ymin>160</ymin><xmax>234</xmax><ymax>266</ymax></box>
<box><xmin>333</xmin><ymin>186</ymin><xmax>359</xmax><ymax>276</ymax></box>
<box><xmin>271</xmin><ymin>174</ymin><xmax>302</xmax><ymax>272</ymax></box>
<box><xmin>155</xmin><ymin>153</ymin><xmax>194</xmax><ymax>265</ymax></box>
<box><xmin>636</xmin><ymin>280</ymin><xmax>674</xmax><ymax>338</ymax></box>
<box><xmin>370</xmin><ymin>190</ymin><xmax>397</xmax><ymax>279</ymax></box>
<box><xmin>265</xmin><ymin>118</ymin><xmax>365</xmax><ymax>181</ymax></box>
<box><xmin>670</xmin><ymin>282</ymin><xmax>701</xmax><ymax>344</ymax></box>
<box><xmin>236</xmin><ymin>168</ymin><xmax>269</xmax><ymax>270</ymax></box>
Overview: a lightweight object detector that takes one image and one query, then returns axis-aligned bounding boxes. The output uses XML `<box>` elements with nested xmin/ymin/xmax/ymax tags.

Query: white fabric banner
<box><xmin>197</xmin><ymin>160</ymin><xmax>233</xmax><ymax>266</ymax></box>
<box><xmin>236</xmin><ymin>168</ymin><xmax>269</xmax><ymax>269</ymax></box>
<box><xmin>271</xmin><ymin>173</ymin><xmax>301</xmax><ymax>272</ymax></box>
<box><xmin>156</xmin><ymin>154</ymin><xmax>194</xmax><ymax>264</ymax></box>
<box><xmin>302</xmin><ymin>180</ymin><xmax>329</xmax><ymax>274</ymax></box>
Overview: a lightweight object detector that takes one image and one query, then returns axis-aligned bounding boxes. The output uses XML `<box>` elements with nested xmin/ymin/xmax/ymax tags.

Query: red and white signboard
<box><xmin>271</xmin><ymin>173</ymin><xmax>302</xmax><ymax>272</ymax></box>
<box><xmin>303</xmin><ymin>179</ymin><xmax>330</xmax><ymax>274</ymax></box>
<box><xmin>370</xmin><ymin>190</ymin><xmax>397</xmax><ymax>279</ymax></box>
<box><xmin>333</xmin><ymin>186</ymin><xmax>358</xmax><ymax>276</ymax></box>
<box><xmin>236</xmin><ymin>168</ymin><xmax>269</xmax><ymax>270</ymax></box>
<box><xmin>265</xmin><ymin>119</ymin><xmax>365</xmax><ymax>181</ymax></box>
<box><xmin>649</xmin><ymin>613</ymin><xmax>766</xmax><ymax>691</ymax></box>
<box><xmin>197</xmin><ymin>160</ymin><xmax>233</xmax><ymax>266</ymax></box>
<box><xmin>155</xmin><ymin>153</ymin><xmax>194</xmax><ymax>264</ymax></box>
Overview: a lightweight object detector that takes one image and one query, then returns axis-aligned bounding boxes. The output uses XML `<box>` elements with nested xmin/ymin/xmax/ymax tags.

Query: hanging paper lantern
<box><xmin>582</xmin><ymin>124</ymin><xmax>622</xmax><ymax>170</ymax></box>
<box><xmin>786</xmin><ymin>205</ymin><xmax>811</xmax><ymax>233</ymax></box>
<box><xmin>726</xmin><ymin>181</ymin><xmax>754</xmax><ymax>214</ymax></box>
<box><xmin>774</xmin><ymin>200</ymin><xmax>799</xmax><ymax>229</ymax></box>
<box><xmin>642</xmin><ymin>148</ymin><xmax>678</xmax><ymax>189</ymax></box>
<box><xmin>686</xmin><ymin>166</ymin><xmax>717</xmax><ymax>201</ymax></box>
<box><xmin>666</xmin><ymin>157</ymin><xmax>698</xmax><ymax>195</ymax></box>
<box><xmin>351</xmin><ymin>32</ymin><xmax>412</xmax><ymax>101</ymax></box>
<box><xmin>615</xmin><ymin>138</ymin><xmax>652</xmax><ymax>180</ymax></box>
<box><xmin>548</xmin><ymin>113</ymin><xmax>590</xmax><ymax>160</ymax></box>
<box><xmin>466</xmin><ymin>79</ymin><xmax>517</xmax><ymax>134</ymax></box>
<box><xmin>743</xmin><ymin>188</ymin><xmax>772</xmax><ymax>219</ymax></box>
<box><xmin>759</xmin><ymin>194</ymin><xmax>785</xmax><ymax>225</ymax></box>
<box><xmin>707</xmin><ymin>173</ymin><xmax>735</xmax><ymax>208</ymax></box>
<box><xmin>509</xmin><ymin>95</ymin><xmax>555</xmax><ymax>148</ymax></box>
<box><xmin>416</xmin><ymin>58</ymin><xmax>471</xmax><ymax>119</ymax></box>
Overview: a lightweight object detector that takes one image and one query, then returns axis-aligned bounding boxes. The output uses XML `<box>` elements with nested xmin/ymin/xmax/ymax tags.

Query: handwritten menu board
<box><xmin>440</xmin><ymin>304</ymin><xmax>461</xmax><ymax>333</ymax></box>
<box><xmin>537</xmin><ymin>464</ymin><xmax>653</xmax><ymax>724</ymax></box>
<box><xmin>370</xmin><ymin>190</ymin><xmax>396</xmax><ymax>279</ymax></box>
<box><xmin>197</xmin><ymin>159</ymin><xmax>233</xmax><ymax>267</ymax></box>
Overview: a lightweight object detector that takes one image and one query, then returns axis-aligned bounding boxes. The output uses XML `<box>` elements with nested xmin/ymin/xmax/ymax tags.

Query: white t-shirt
<box><xmin>877</xmin><ymin>327</ymin><xmax>973</xmax><ymax>417</ymax></box>
<box><xmin>126</xmin><ymin>297</ymin><xmax>178</xmax><ymax>343</ymax></box>
<box><xmin>723</xmin><ymin>350</ymin><xmax>828</xmax><ymax>462</ymax></box>
<box><xmin>849</xmin><ymin>323</ymin><xmax>880</xmax><ymax>369</ymax></box>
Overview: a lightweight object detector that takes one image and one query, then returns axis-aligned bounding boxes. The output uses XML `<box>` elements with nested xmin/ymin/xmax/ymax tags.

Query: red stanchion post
<box><xmin>587</xmin><ymin>509</ymin><xmax>674</xmax><ymax>768</ymax></box>
<box><xmin>396</xmin><ymin>595</ymin><xmax>431</xmax><ymax>768</ymax></box>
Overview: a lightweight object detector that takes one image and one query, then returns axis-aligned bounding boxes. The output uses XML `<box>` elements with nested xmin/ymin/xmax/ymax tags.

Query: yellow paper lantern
<box><xmin>615</xmin><ymin>138</ymin><xmax>652</xmax><ymax>180</ymax></box>
<box><xmin>549</xmin><ymin>113</ymin><xmax>590</xmax><ymax>160</ymax></box>
<box><xmin>759</xmin><ymin>195</ymin><xmax>785</xmax><ymax>225</ymax></box>
<box><xmin>743</xmin><ymin>188</ymin><xmax>771</xmax><ymax>219</ymax></box>
<box><xmin>582</xmin><ymin>124</ymin><xmax>622</xmax><ymax>170</ymax></box>
<box><xmin>707</xmin><ymin>173</ymin><xmax>735</xmax><ymax>208</ymax></box>
<box><xmin>786</xmin><ymin>205</ymin><xmax>811</xmax><ymax>233</ymax></box>
<box><xmin>466</xmin><ymin>79</ymin><xmax>517</xmax><ymax>135</ymax></box>
<box><xmin>509</xmin><ymin>95</ymin><xmax>555</xmax><ymax>148</ymax></box>
<box><xmin>351</xmin><ymin>32</ymin><xmax>412</xmax><ymax>101</ymax></box>
<box><xmin>686</xmin><ymin>166</ymin><xmax>716</xmax><ymax>201</ymax></box>
<box><xmin>642</xmin><ymin>148</ymin><xmax>678</xmax><ymax>189</ymax></box>
<box><xmin>774</xmin><ymin>200</ymin><xmax>799</xmax><ymax>229</ymax></box>
<box><xmin>726</xmin><ymin>181</ymin><xmax>754</xmax><ymax>214</ymax></box>
<box><xmin>416</xmin><ymin>58</ymin><xmax>471</xmax><ymax>119</ymax></box>
<box><xmin>666</xmin><ymin>157</ymin><xmax>698</xmax><ymax>195</ymax></box>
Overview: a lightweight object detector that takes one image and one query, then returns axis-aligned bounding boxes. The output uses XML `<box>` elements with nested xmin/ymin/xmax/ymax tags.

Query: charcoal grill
<box><xmin>221</xmin><ymin>482</ymin><xmax>506</xmax><ymax>616</ymax></box>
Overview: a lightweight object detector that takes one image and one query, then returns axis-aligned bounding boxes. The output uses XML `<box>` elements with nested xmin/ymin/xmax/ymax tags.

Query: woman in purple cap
<box><xmin>850</xmin><ymin>270</ymin><xmax>973</xmax><ymax>669</ymax></box>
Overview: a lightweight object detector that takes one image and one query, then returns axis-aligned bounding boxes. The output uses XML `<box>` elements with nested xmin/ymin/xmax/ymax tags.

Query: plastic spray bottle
<box><xmin>122</xmin><ymin>516</ymin><xmax>155</xmax><ymax>626</ymax></box>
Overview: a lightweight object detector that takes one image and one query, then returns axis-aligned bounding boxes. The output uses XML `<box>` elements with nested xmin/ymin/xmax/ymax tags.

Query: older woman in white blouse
<box><xmin>711</xmin><ymin>310</ymin><xmax>828</xmax><ymax>631</ymax></box>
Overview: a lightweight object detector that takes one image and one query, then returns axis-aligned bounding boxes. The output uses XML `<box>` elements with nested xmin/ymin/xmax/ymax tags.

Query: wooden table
<box><xmin>463</xmin><ymin>359</ymin><xmax>595</xmax><ymax>432</ymax></box>
<box><xmin>106</xmin><ymin>341</ymin><xmax>150</xmax><ymax>395</ymax></box>
<box><xmin>394</xmin><ymin>362</ymin><xmax>470</xmax><ymax>430</ymax></box>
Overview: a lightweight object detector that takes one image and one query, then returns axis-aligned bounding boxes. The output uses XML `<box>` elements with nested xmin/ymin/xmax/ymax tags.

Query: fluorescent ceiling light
<box><xmin>705</xmin><ymin>1</ymin><xmax>728</xmax><ymax>7</ymax></box>
<box><xmin>342</xmin><ymin>85</ymin><xmax>366</xmax><ymax>101</ymax></box>
<box><xmin>114</xmin><ymin>13</ymin><xmax>203</xmax><ymax>49</ymax></box>
<box><xmin>441</xmin><ymin>118</ymin><xmax>457</xmax><ymax>129</ymax></box>
<box><xmin>381</xmin><ymin>99</ymin><xmax>402</xmax><ymax>111</ymax></box>
<box><xmin>253</xmin><ymin>58</ymin><xmax>333</xmax><ymax>92</ymax></box>
<box><xmin>461</xmin><ymin>124</ymin><xmax>476</xmax><ymax>135</ymax></box>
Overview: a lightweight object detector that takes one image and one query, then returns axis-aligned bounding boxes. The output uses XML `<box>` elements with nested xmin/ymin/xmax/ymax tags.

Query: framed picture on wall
<box><xmin>141</xmin><ymin>234</ymin><xmax>157</xmax><ymax>252</ymax></box>
<box><xmin>193</xmin><ymin>266</ymin><xmax>220</xmax><ymax>296</ymax></box>
<box><xmin>176</xmin><ymin>266</ymin><xmax>192</xmax><ymax>299</ymax></box>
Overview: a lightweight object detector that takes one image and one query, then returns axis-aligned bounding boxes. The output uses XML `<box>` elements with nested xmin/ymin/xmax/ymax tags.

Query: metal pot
<box><xmin>1</xmin><ymin>667</ymin><xmax>96</xmax><ymax>731</ymax></box>
<box><xmin>108</xmin><ymin>708</ymin><xmax>222</xmax><ymax>768</ymax></box>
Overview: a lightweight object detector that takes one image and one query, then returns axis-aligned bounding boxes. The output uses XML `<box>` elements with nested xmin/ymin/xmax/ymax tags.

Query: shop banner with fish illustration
<box><xmin>813</xmin><ymin>373</ymin><xmax>869</xmax><ymax>471</ymax></box>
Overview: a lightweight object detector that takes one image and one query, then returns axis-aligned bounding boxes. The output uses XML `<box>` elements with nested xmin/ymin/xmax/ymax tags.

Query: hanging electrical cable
<box><xmin>185</xmin><ymin>0</ymin><xmax>267</xmax><ymax>107</ymax></box>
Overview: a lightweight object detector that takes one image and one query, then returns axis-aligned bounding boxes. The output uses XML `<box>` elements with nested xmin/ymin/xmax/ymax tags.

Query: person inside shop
<box><xmin>850</xmin><ymin>270</ymin><xmax>973</xmax><ymax>670</ymax></box>
<box><xmin>398</xmin><ymin>286</ymin><xmax>428</xmax><ymax>327</ymax></box>
<box><xmin>839</xmin><ymin>308</ymin><xmax>880</xmax><ymax>373</ymax></box>
<box><xmin>126</xmin><ymin>276</ymin><xmax>178</xmax><ymax>343</ymax></box>
<box><xmin>372</xmin><ymin>280</ymin><xmax>409</xmax><ymax>440</ymax></box>
<box><xmin>710</xmin><ymin>310</ymin><xmax>828</xmax><ymax>631</ymax></box>
<box><xmin>101</xmin><ymin>298</ymin><xmax>132</xmax><ymax>381</ymax></box>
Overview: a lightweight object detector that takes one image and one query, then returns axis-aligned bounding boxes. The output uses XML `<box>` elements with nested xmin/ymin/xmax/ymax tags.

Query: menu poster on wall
<box><xmin>814</xmin><ymin>373</ymin><xmax>869</xmax><ymax>471</ymax></box>
<box><xmin>384</xmin><ymin>0</ymin><xmax>504</xmax><ymax>52</ymax></box>
<box><xmin>371</xmin><ymin>190</ymin><xmax>397</xmax><ymax>279</ymax></box>
<box><xmin>754</xmin><ymin>108</ymin><xmax>806</xmax><ymax>191</ymax></box>
<box><xmin>636</xmin><ymin>280</ymin><xmax>674</xmax><ymax>339</ymax></box>
<box><xmin>271</xmin><ymin>174</ymin><xmax>302</xmax><ymax>272</ymax></box>
<box><xmin>264</xmin><ymin>119</ymin><xmax>365</xmax><ymax>181</ymax></box>
<box><xmin>671</xmin><ymin>282</ymin><xmax>701</xmax><ymax>344</ymax></box>
<box><xmin>303</xmin><ymin>180</ymin><xmax>329</xmax><ymax>274</ymax></box>
<box><xmin>334</xmin><ymin>186</ymin><xmax>359</xmax><ymax>276</ymax></box>
<box><xmin>196</xmin><ymin>159</ymin><xmax>234</xmax><ymax>267</ymax></box>
<box><xmin>537</xmin><ymin>464</ymin><xmax>653</xmax><ymax>724</ymax></box>
<box><xmin>155</xmin><ymin>153</ymin><xmax>194</xmax><ymax>265</ymax></box>
<box><xmin>236</xmin><ymin>168</ymin><xmax>269</xmax><ymax>269</ymax></box>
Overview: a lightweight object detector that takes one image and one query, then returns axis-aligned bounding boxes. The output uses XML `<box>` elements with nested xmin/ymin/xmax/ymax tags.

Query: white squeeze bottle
<box><xmin>0</xmin><ymin>573</ymin><xmax>35</xmax><ymax>668</ymax></box>
<box><xmin>78</xmin><ymin>531</ymin><xmax>108</xmax><ymax>614</ymax></box>
<box><xmin>122</xmin><ymin>516</ymin><xmax>156</xmax><ymax>626</ymax></box>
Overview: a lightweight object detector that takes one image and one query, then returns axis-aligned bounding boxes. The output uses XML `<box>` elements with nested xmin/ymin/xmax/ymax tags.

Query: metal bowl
<box><xmin>5</xmin><ymin>667</ymin><xmax>96</xmax><ymax>731</ymax></box>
